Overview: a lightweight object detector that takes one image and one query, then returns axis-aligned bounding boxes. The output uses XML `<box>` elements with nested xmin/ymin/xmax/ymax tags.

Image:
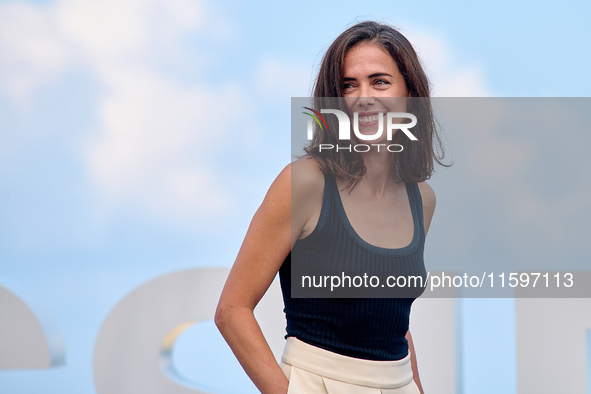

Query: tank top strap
<box><xmin>322</xmin><ymin>171</ymin><xmax>334</xmax><ymax>203</ymax></box>
<box><xmin>406</xmin><ymin>182</ymin><xmax>425</xmax><ymax>238</ymax></box>
<box><xmin>318</xmin><ymin>171</ymin><xmax>334</xmax><ymax>230</ymax></box>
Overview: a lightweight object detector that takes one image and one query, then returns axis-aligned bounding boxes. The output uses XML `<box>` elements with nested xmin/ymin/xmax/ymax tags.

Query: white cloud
<box><xmin>402</xmin><ymin>27</ymin><xmax>492</xmax><ymax>97</ymax></box>
<box><xmin>85</xmin><ymin>66</ymin><xmax>248</xmax><ymax>221</ymax></box>
<box><xmin>0</xmin><ymin>2</ymin><xmax>71</xmax><ymax>105</ymax></box>
<box><xmin>53</xmin><ymin>0</ymin><xmax>204</xmax><ymax>70</ymax></box>
<box><xmin>0</xmin><ymin>0</ymin><xmax>254</xmax><ymax>224</ymax></box>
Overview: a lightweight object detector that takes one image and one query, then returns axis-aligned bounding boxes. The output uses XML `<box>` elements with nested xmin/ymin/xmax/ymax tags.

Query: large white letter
<box><xmin>0</xmin><ymin>283</ymin><xmax>65</xmax><ymax>369</ymax></box>
<box><xmin>410</xmin><ymin>296</ymin><xmax>458</xmax><ymax>394</ymax></box>
<box><xmin>321</xmin><ymin>109</ymin><xmax>350</xmax><ymax>140</ymax></box>
<box><xmin>353</xmin><ymin>112</ymin><xmax>384</xmax><ymax>141</ymax></box>
<box><xmin>387</xmin><ymin>113</ymin><xmax>418</xmax><ymax>140</ymax></box>
<box><xmin>516</xmin><ymin>298</ymin><xmax>591</xmax><ymax>393</ymax></box>
<box><xmin>93</xmin><ymin>267</ymin><xmax>285</xmax><ymax>394</ymax></box>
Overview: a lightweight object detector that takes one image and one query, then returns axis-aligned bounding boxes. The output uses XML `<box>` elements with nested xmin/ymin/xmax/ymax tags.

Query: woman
<box><xmin>215</xmin><ymin>21</ymin><xmax>445</xmax><ymax>393</ymax></box>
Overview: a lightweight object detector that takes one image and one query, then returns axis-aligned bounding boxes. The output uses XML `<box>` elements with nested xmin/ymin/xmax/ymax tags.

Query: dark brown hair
<box><xmin>305</xmin><ymin>21</ymin><xmax>448</xmax><ymax>186</ymax></box>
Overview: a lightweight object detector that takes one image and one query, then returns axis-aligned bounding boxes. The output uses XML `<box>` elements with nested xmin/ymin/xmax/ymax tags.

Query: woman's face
<box><xmin>341</xmin><ymin>42</ymin><xmax>409</xmax><ymax>140</ymax></box>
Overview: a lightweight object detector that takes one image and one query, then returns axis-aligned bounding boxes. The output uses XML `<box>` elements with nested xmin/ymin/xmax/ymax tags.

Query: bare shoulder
<box><xmin>290</xmin><ymin>156</ymin><xmax>325</xmax><ymax>193</ymax></box>
<box><xmin>417</xmin><ymin>181</ymin><xmax>436</xmax><ymax>208</ymax></box>
<box><xmin>417</xmin><ymin>181</ymin><xmax>436</xmax><ymax>235</ymax></box>
<box><xmin>262</xmin><ymin>157</ymin><xmax>323</xmax><ymax>213</ymax></box>
<box><xmin>290</xmin><ymin>156</ymin><xmax>325</xmax><ymax>240</ymax></box>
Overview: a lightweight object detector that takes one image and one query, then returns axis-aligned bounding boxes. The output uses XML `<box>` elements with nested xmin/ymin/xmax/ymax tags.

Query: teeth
<box><xmin>358</xmin><ymin>114</ymin><xmax>380</xmax><ymax>123</ymax></box>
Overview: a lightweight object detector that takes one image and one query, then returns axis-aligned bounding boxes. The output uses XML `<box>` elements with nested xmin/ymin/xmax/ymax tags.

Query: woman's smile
<box><xmin>357</xmin><ymin>112</ymin><xmax>382</xmax><ymax>125</ymax></box>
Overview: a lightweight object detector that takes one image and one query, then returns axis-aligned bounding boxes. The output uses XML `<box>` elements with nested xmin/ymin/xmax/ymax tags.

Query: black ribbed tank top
<box><xmin>279</xmin><ymin>173</ymin><xmax>426</xmax><ymax>361</ymax></box>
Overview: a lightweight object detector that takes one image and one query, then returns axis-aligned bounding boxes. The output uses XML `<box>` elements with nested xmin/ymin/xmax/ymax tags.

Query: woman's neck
<box><xmin>356</xmin><ymin>153</ymin><xmax>400</xmax><ymax>198</ymax></box>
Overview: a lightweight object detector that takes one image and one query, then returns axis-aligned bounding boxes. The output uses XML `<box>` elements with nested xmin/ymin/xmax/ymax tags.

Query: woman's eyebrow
<box><xmin>343</xmin><ymin>73</ymin><xmax>393</xmax><ymax>82</ymax></box>
<box><xmin>369</xmin><ymin>73</ymin><xmax>392</xmax><ymax>78</ymax></box>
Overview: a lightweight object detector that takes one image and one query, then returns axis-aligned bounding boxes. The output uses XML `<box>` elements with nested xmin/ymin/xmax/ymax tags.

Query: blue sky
<box><xmin>1</xmin><ymin>0</ymin><xmax>591</xmax><ymax>393</ymax></box>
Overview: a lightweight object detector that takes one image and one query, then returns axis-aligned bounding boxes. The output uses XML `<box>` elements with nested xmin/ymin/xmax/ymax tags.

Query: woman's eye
<box><xmin>342</xmin><ymin>83</ymin><xmax>355</xmax><ymax>93</ymax></box>
<box><xmin>374</xmin><ymin>79</ymin><xmax>389</xmax><ymax>86</ymax></box>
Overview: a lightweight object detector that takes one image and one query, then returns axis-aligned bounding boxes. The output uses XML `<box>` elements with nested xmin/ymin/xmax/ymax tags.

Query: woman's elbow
<box><xmin>214</xmin><ymin>300</ymin><xmax>231</xmax><ymax>333</ymax></box>
<box><xmin>215</xmin><ymin>298</ymin><xmax>255</xmax><ymax>336</ymax></box>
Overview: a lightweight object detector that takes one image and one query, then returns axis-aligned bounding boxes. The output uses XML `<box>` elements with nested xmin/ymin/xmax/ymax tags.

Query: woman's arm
<box><xmin>215</xmin><ymin>165</ymin><xmax>292</xmax><ymax>393</ymax></box>
<box><xmin>215</xmin><ymin>159</ymin><xmax>323</xmax><ymax>394</ymax></box>
<box><xmin>418</xmin><ymin>181</ymin><xmax>436</xmax><ymax>235</ymax></box>
<box><xmin>409</xmin><ymin>182</ymin><xmax>436</xmax><ymax>394</ymax></box>
<box><xmin>406</xmin><ymin>330</ymin><xmax>424</xmax><ymax>394</ymax></box>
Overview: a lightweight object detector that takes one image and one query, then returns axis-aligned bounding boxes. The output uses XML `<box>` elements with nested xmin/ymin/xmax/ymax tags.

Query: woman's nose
<box><xmin>357</xmin><ymin>94</ymin><xmax>376</xmax><ymax>107</ymax></box>
<box><xmin>356</xmin><ymin>84</ymin><xmax>375</xmax><ymax>106</ymax></box>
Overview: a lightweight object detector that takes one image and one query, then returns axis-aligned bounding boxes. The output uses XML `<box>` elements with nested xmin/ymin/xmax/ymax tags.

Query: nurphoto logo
<box><xmin>303</xmin><ymin>107</ymin><xmax>418</xmax><ymax>153</ymax></box>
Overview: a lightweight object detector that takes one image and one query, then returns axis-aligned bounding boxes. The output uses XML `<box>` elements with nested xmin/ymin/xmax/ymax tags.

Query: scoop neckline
<box><xmin>331</xmin><ymin>176</ymin><xmax>420</xmax><ymax>257</ymax></box>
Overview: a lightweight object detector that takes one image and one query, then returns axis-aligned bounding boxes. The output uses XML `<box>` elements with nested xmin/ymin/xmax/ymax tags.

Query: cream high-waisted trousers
<box><xmin>280</xmin><ymin>337</ymin><xmax>421</xmax><ymax>394</ymax></box>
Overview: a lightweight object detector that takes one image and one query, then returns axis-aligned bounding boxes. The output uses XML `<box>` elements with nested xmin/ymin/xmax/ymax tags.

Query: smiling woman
<box><xmin>308</xmin><ymin>23</ymin><xmax>446</xmax><ymax>188</ymax></box>
<box><xmin>342</xmin><ymin>42</ymin><xmax>410</xmax><ymax>98</ymax></box>
<box><xmin>342</xmin><ymin>43</ymin><xmax>411</xmax><ymax>147</ymax></box>
<box><xmin>215</xmin><ymin>20</ymin><xmax>447</xmax><ymax>394</ymax></box>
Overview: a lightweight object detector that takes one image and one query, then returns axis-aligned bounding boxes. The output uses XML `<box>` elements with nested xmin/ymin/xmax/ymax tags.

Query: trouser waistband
<box><xmin>281</xmin><ymin>337</ymin><xmax>414</xmax><ymax>389</ymax></box>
